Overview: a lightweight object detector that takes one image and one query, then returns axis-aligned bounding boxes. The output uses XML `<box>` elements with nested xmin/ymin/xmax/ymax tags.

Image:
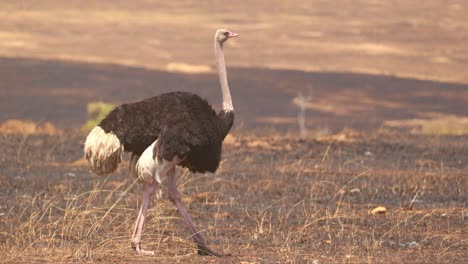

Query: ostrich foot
<box><xmin>166</xmin><ymin>167</ymin><xmax>230</xmax><ymax>258</ymax></box>
<box><xmin>197</xmin><ymin>244</ymin><xmax>230</xmax><ymax>257</ymax></box>
<box><xmin>132</xmin><ymin>242</ymin><xmax>155</xmax><ymax>256</ymax></box>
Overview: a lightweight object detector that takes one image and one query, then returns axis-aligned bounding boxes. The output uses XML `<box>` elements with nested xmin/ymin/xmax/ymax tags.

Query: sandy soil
<box><xmin>0</xmin><ymin>1</ymin><xmax>467</xmax><ymax>83</ymax></box>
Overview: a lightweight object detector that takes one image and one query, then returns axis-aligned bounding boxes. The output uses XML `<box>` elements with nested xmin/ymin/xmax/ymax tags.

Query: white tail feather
<box><xmin>84</xmin><ymin>126</ymin><xmax>124</xmax><ymax>176</ymax></box>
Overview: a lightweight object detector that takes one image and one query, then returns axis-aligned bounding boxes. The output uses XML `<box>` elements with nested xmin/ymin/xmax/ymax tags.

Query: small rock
<box><xmin>407</xmin><ymin>241</ymin><xmax>419</xmax><ymax>248</ymax></box>
<box><xmin>349</xmin><ymin>188</ymin><xmax>361</xmax><ymax>193</ymax></box>
<box><xmin>64</xmin><ymin>172</ymin><xmax>76</xmax><ymax>177</ymax></box>
<box><xmin>370</xmin><ymin>206</ymin><xmax>387</xmax><ymax>215</ymax></box>
<box><xmin>0</xmin><ymin>213</ymin><xmax>5</xmax><ymax>217</ymax></box>
<box><xmin>364</xmin><ymin>151</ymin><xmax>373</xmax><ymax>156</ymax></box>
<box><xmin>400</xmin><ymin>241</ymin><xmax>419</xmax><ymax>248</ymax></box>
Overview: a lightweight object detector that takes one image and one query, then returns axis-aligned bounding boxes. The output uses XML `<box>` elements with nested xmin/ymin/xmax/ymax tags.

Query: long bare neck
<box><xmin>215</xmin><ymin>39</ymin><xmax>233</xmax><ymax>112</ymax></box>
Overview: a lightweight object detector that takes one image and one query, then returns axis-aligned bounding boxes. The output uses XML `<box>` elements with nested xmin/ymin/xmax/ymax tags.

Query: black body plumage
<box><xmin>99</xmin><ymin>92</ymin><xmax>234</xmax><ymax>173</ymax></box>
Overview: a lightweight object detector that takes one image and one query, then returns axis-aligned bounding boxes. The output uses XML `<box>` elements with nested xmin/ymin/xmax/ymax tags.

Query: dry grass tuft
<box><xmin>316</xmin><ymin>128</ymin><xmax>361</xmax><ymax>143</ymax></box>
<box><xmin>1</xmin><ymin>176</ymin><xmax>179</xmax><ymax>262</ymax></box>
<box><xmin>0</xmin><ymin>119</ymin><xmax>61</xmax><ymax>135</ymax></box>
<box><xmin>419</xmin><ymin>116</ymin><xmax>468</xmax><ymax>135</ymax></box>
<box><xmin>81</xmin><ymin>102</ymin><xmax>116</xmax><ymax>132</ymax></box>
<box><xmin>384</xmin><ymin>115</ymin><xmax>468</xmax><ymax>135</ymax></box>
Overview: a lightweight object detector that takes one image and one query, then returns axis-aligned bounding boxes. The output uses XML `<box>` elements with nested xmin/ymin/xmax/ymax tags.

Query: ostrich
<box><xmin>83</xmin><ymin>28</ymin><xmax>238</xmax><ymax>257</ymax></box>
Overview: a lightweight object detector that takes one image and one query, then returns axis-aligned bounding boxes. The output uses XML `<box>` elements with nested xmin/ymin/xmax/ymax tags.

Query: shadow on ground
<box><xmin>1</xmin><ymin>57</ymin><xmax>467</xmax><ymax>132</ymax></box>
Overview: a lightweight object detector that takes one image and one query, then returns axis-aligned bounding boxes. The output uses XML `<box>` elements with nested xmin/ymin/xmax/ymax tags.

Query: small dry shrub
<box><xmin>0</xmin><ymin>119</ymin><xmax>61</xmax><ymax>135</ymax></box>
<box><xmin>81</xmin><ymin>102</ymin><xmax>116</xmax><ymax>132</ymax></box>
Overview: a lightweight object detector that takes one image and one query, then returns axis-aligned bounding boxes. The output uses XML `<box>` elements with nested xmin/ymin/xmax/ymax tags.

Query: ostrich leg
<box><xmin>131</xmin><ymin>182</ymin><xmax>158</xmax><ymax>256</ymax></box>
<box><xmin>167</xmin><ymin>167</ymin><xmax>223</xmax><ymax>257</ymax></box>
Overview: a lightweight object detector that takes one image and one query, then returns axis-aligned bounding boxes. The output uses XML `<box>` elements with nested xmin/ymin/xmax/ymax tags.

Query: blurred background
<box><xmin>0</xmin><ymin>0</ymin><xmax>467</xmax><ymax>134</ymax></box>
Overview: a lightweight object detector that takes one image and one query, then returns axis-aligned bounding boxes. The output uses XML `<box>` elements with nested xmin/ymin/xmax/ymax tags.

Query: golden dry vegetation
<box><xmin>0</xmin><ymin>131</ymin><xmax>466</xmax><ymax>263</ymax></box>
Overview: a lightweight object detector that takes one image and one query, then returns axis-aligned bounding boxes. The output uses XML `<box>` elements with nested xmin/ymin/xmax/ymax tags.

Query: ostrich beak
<box><xmin>227</xmin><ymin>31</ymin><xmax>239</xmax><ymax>38</ymax></box>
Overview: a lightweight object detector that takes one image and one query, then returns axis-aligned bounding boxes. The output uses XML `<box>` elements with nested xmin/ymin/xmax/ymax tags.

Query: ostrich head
<box><xmin>215</xmin><ymin>28</ymin><xmax>238</xmax><ymax>44</ymax></box>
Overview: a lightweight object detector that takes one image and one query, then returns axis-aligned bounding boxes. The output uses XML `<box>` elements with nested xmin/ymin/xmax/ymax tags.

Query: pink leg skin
<box><xmin>167</xmin><ymin>167</ymin><xmax>228</xmax><ymax>257</ymax></box>
<box><xmin>131</xmin><ymin>181</ymin><xmax>158</xmax><ymax>256</ymax></box>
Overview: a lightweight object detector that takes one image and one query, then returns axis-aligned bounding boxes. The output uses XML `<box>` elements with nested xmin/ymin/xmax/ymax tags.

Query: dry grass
<box><xmin>384</xmin><ymin>115</ymin><xmax>468</xmax><ymax>136</ymax></box>
<box><xmin>0</xmin><ymin>119</ymin><xmax>61</xmax><ymax>135</ymax></box>
<box><xmin>419</xmin><ymin>117</ymin><xmax>468</xmax><ymax>136</ymax></box>
<box><xmin>0</xmin><ymin>131</ymin><xmax>466</xmax><ymax>263</ymax></box>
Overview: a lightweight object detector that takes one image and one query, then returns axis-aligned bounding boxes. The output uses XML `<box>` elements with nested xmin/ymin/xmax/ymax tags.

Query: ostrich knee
<box><xmin>168</xmin><ymin>182</ymin><xmax>181</xmax><ymax>205</ymax></box>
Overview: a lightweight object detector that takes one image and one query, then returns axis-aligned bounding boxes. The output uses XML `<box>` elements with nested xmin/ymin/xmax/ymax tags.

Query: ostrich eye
<box><xmin>223</xmin><ymin>32</ymin><xmax>229</xmax><ymax>36</ymax></box>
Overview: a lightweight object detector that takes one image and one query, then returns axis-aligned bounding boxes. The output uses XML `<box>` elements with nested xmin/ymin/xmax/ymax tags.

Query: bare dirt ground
<box><xmin>0</xmin><ymin>132</ymin><xmax>466</xmax><ymax>263</ymax></box>
<box><xmin>0</xmin><ymin>0</ymin><xmax>467</xmax><ymax>83</ymax></box>
<box><xmin>0</xmin><ymin>1</ymin><xmax>467</xmax><ymax>263</ymax></box>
